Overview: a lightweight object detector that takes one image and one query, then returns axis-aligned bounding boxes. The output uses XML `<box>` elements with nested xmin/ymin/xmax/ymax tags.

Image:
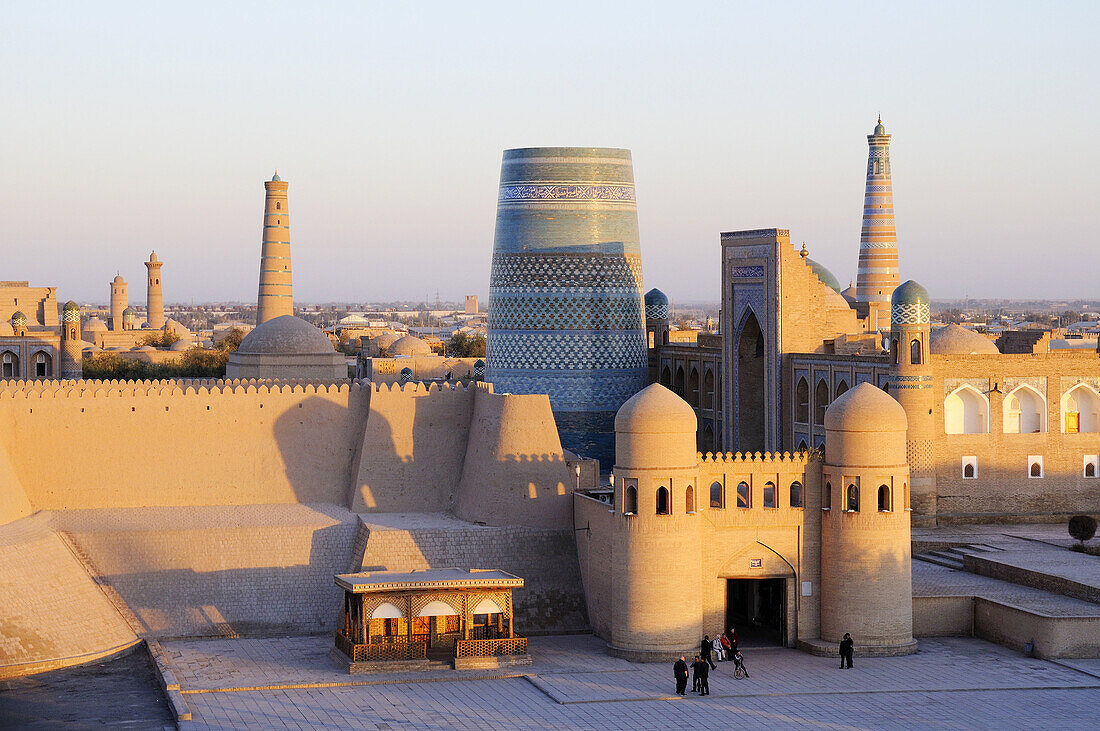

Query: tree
<box><xmin>448</xmin><ymin>332</ymin><xmax>486</xmax><ymax>358</ymax></box>
<box><xmin>1069</xmin><ymin>515</ymin><xmax>1097</xmax><ymax>549</ymax></box>
<box><xmin>138</xmin><ymin>330</ymin><xmax>181</xmax><ymax>348</ymax></box>
<box><xmin>216</xmin><ymin>327</ymin><xmax>246</xmax><ymax>352</ymax></box>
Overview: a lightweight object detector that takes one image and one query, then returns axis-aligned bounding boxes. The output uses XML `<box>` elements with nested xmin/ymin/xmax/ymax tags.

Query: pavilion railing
<box><xmin>334</xmin><ymin>631</ymin><xmax>428</xmax><ymax>662</ymax></box>
<box><xmin>454</xmin><ymin>635</ymin><xmax>527</xmax><ymax>659</ymax></box>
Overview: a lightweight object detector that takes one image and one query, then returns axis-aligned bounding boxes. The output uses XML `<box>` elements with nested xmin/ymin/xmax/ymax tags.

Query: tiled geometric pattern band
<box><xmin>645</xmin><ymin>302</ymin><xmax>668</xmax><ymax>321</ymax></box>
<box><xmin>891</xmin><ymin>302</ymin><xmax>930</xmax><ymax>325</ymax></box>
<box><xmin>490</xmin><ymin>253</ymin><xmax>642</xmax><ymax>290</ymax></box>
<box><xmin>487</xmin><ymin>332</ymin><xmax>648</xmax><ymax>371</ymax></box>
<box><xmin>490</xmin><ymin>294</ymin><xmax>644</xmax><ymax>331</ymax></box>
<box><xmin>498</xmin><ymin>184</ymin><xmax>636</xmax><ymax>203</ymax></box>
<box><xmin>493</xmin><ymin>370</ymin><xmax>649</xmax><ymax>411</ymax></box>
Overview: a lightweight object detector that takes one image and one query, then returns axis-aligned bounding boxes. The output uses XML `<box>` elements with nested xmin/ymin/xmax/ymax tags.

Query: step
<box><xmin>914</xmin><ymin>552</ymin><xmax>964</xmax><ymax>570</ymax></box>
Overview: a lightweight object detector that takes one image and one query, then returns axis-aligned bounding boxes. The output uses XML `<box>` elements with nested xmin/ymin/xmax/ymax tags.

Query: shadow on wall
<box><xmin>271</xmin><ymin>394</ymin><xmax>369</xmax><ymax>506</ymax></box>
<box><xmin>86</xmin><ymin>521</ymin><xmax>357</xmax><ymax>639</ymax></box>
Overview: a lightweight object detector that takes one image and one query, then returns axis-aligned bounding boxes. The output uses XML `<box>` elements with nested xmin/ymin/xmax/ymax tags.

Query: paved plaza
<box><xmin>153</xmin><ymin>634</ymin><xmax>1100</xmax><ymax>730</ymax></box>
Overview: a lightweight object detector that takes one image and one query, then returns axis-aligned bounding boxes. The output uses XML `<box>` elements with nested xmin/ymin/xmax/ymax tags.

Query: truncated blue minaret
<box><xmin>486</xmin><ymin>147</ymin><xmax>649</xmax><ymax>468</ymax></box>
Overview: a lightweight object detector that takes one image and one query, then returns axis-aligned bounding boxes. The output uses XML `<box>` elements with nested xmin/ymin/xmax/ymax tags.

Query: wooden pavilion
<box><xmin>332</xmin><ymin>568</ymin><xmax>530</xmax><ymax>671</ymax></box>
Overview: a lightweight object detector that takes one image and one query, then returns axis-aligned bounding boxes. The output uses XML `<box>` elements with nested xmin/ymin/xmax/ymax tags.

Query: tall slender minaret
<box><xmin>145</xmin><ymin>251</ymin><xmax>165</xmax><ymax>330</ymax></box>
<box><xmin>110</xmin><ymin>274</ymin><xmax>127</xmax><ymax>331</ymax></box>
<box><xmin>60</xmin><ymin>300</ymin><xmax>83</xmax><ymax>379</ymax></box>
<box><xmin>855</xmin><ymin>116</ymin><xmax>900</xmax><ymax>331</ymax></box>
<box><xmin>256</xmin><ymin>171</ymin><xmax>293</xmax><ymax>325</ymax></box>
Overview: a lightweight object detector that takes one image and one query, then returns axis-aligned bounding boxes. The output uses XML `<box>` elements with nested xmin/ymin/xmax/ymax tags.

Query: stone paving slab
<box><xmin>166</xmin><ymin>634</ymin><xmax>1100</xmax><ymax>729</ymax></box>
<box><xmin>913</xmin><ymin>560</ymin><xmax>1100</xmax><ymax>616</ymax></box>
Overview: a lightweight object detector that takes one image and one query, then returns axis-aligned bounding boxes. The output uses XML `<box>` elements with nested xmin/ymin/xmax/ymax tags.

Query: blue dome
<box><xmin>806</xmin><ymin>259</ymin><xmax>842</xmax><ymax>293</ymax></box>
<box><xmin>644</xmin><ymin>288</ymin><xmax>668</xmax><ymax>306</ymax></box>
<box><xmin>644</xmin><ymin>288</ymin><xmax>669</xmax><ymax>321</ymax></box>
<box><xmin>891</xmin><ymin>280</ymin><xmax>930</xmax><ymax>325</ymax></box>
<box><xmin>271</xmin><ymin>170</ymin><xmax>281</xmax><ymax>181</ymax></box>
<box><xmin>873</xmin><ymin>115</ymin><xmax>887</xmax><ymax>136</ymax></box>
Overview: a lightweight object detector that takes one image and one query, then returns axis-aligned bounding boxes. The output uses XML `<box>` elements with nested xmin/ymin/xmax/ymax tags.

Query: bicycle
<box><xmin>734</xmin><ymin>664</ymin><xmax>747</xmax><ymax>679</ymax></box>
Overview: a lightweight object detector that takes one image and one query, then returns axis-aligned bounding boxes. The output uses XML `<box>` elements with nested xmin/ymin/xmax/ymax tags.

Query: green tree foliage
<box><xmin>448</xmin><ymin>332</ymin><xmax>486</xmax><ymax>358</ymax></box>
<box><xmin>138</xmin><ymin>330</ymin><xmax>181</xmax><ymax>348</ymax></box>
<box><xmin>216</xmin><ymin>327</ymin><xmax>247</xmax><ymax>352</ymax></box>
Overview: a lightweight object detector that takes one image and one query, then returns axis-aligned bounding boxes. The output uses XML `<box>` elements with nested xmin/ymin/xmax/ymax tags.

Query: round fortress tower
<box><xmin>888</xmin><ymin>280</ymin><xmax>937</xmax><ymax>525</ymax></box>
<box><xmin>608</xmin><ymin>384</ymin><xmax>702</xmax><ymax>661</ymax></box>
<box><xmin>820</xmin><ymin>382</ymin><xmax>915</xmax><ymax>655</ymax></box>
<box><xmin>485</xmin><ymin>147</ymin><xmax>649</xmax><ymax>469</ymax></box>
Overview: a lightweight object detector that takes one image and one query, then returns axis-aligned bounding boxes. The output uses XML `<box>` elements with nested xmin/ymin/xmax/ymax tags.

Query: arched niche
<box><xmin>1003</xmin><ymin>385</ymin><xmax>1046</xmax><ymax>434</ymax></box>
<box><xmin>371</xmin><ymin>602</ymin><xmax>404</xmax><ymax>619</ymax></box>
<box><xmin>944</xmin><ymin>384</ymin><xmax>989</xmax><ymax>434</ymax></box>
<box><xmin>1062</xmin><ymin>384</ymin><xmax>1100</xmax><ymax>433</ymax></box>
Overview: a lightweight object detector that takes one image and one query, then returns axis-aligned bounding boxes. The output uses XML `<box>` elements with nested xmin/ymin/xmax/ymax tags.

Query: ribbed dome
<box><xmin>930</xmin><ymin>324</ymin><xmax>1000</xmax><ymax>355</ymax></box>
<box><xmin>389</xmin><ymin>335</ymin><xmax>432</xmax><ymax>356</ymax></box>
<box><xmin>644</xmin><ymin>288</ymin><xmax>668</xmax><ymax>306</ymax></box>
<box><xmin>615</xmin><ymin>383</ymin><xmax>697</xmax><ymax>435</ymax></box>
<box><xmin>374</xmin><ymin>332</ymin><xmax>402</xmax><ymax>349</ymax></box>
<box><xmin>825</xmin><ymin>382</ymin><xmax>907</xmax><ymax>433</ymax></box>
<box><xmin>806</xmin><ymin>259</ymin><xmax>842</xmax><ymax>293</ymax></box>
<box><xmin>236</xmin><ymin>315</ymin><xmax>335</xmax><ymax>355</ymax></box>
<box><xmin>84</xmin><ymin>317</ymin><xmax>108</xmax><ymax>332</ymax></box>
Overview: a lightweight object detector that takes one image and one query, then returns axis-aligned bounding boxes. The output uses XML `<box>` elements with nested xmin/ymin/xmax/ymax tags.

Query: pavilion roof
<box><xmin>334</xmin><ymin>568</ymin><xmax>523</xmax><ymax>593</ymax></box>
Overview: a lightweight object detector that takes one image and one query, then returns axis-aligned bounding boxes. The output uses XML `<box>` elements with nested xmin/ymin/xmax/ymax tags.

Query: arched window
<box><xmin>763</xmin><ymin>482</ymin><xmax>776</xmax><ymax>508</ymax></box>
<box><xmin>1</xmin><ymin>352</ymin><xmax>17</xmax><ymax>378</ymax></box>
<box><xmin>276</xmin><ymin>202</ymin><xmax>281</xmax><ymax>210</ymax></box>
<box><xmin>814</xmin><ymin>379</ymin><xmax>829</xmax><ymax>425</ymax></box>
<box><xmin>824</xmin><ymin>481</ymin><xmax>832</xmax><ymax>510</ymax></box>
<box><xmin>699</xmin><ymin>423</ymin><xmax>714</xmax><ymax>455</ymax></box>
<box><xmin>795</xmin><ymin>377</ymin><xmax>809</xmax><ymax>423</ymax></box>
<box><xmin>1029</xmin><ymin>460</ymin><xmax>1043</xmax><ymax>478</ymax></box>
<box><xmin>964</xmin><ymin>463</ymin><xmax>975</xmax><ymax>478</ymax></box>
<box><xmin>904</xmin><ymin>483</ymin><xmax>910</xmax><ymax>509</ymax></box>
<box><xmin>661</xmin><ymin>365</ymin><xmax>672</xmax><ymax>386</ymax></box>
<box><xmin>891</xmin><ymin>338</ymin><xmax>899</xmax><ymax>364</ymax></box>
<box><xmin>656</xmin><ymin>486</ymin><xmax>670</xmax><ymax>515</ymax></box>
<box><xmin>878</xmin><ymin>485</ymin><xmax>891</xmax><ymax>512</ymax></box>
<box><xmin>835</xmin><ymin>380</ymin><xmax>849</xmax><ymax>398</ymax></box>
<box><xmin>846</xmin><ymin>484</ymin><xmax>859</xmax><ymax>512</ymax></box>
<box><xmin>1004</xmin><ymin>386</ymin><xmax>1046</xmax><ymax>434</ymax></box>
<box><xmin>1062</xmin><ymin>385</ymin><xmax>1100</xmax><ymax>433</ymax></box>
<box><xmin>797</xmin><ymin>439</ymin><xmax>808</xmax><ymax>452</ymax></box>
<box><xmin>688</xmin><ymin>367</ymin><xmax>699</xmax><ymax>406</ymax></box>
<box><xmin>736</xmin><ymin>481</ymin><xmax>750</xmax><ymax>508</ymax></box>
<box><xmin>790</xmin><ymin>481</ymin><xmax>803</xmax><ymax>508</ymax></box>
<box><xmin>702</xmin><ymin>369</ymin><xmax>715</xmax><ymax>409</ymax></box>
<box><xmin>675</xmin><ymin>366</ymin><xmax>685</xmax><ymax>396</ymax></box>
<box><xmin>910</xmin><ymin>339</ymin><xmax>922</xmax><ymax>365</ymax></box>
<box><xmin>624</xmin><ymin>482</ymin><xmax>637</xmax><ymax>514</ymax></box>
<box><xmin>945</xmin><ymin>385</ymin><xmax>990</xmax><ymax>434</ymax></box>
<box><xmin>685</xmin><ymin>485</ymin><xmax>695</xmax><ymax>513</ymax></box>
<box><xmin>710</xmin><ymin>481</ymin><xmax>724</xmax><ymax>508</ymax></box>
<box><xmin>1086</xmin><ymin>461</ymin><xmax>1097</xmax><ymax>478</ymax></box>
<box><xmin>33</xmin><ymin>351</ymin><xmax>51</xmax><ymax>378</ymax></box>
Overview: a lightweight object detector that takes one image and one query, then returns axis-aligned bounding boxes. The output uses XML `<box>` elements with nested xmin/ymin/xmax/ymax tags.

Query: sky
<box><xmin>2</xmin><ymin>1</ymin><xmax>1097</xmax><ymax>305</ymax></box>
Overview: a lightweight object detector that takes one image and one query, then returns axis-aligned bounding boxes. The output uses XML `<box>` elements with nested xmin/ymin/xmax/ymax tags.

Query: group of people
<box><xmin>673</xmin><ymin>629</ymin><xmax>857</xmax><ymax>695</ymax></box>
<box><xmin>673</xmin><ymin>628</ymin><xmax>749</xmax><ymax>696</ymax></box>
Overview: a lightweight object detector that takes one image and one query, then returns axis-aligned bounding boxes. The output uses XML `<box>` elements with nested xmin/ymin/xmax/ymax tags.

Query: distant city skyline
<box><xmin>2</xmin><ymin>2</ymin><xmax>1097</xmax><ymax>303</ymax></box>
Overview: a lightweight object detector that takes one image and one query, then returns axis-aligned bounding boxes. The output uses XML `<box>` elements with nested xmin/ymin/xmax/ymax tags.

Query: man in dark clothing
<box><xmin>701</xmin><ymin>635</ymin><xmax>716</xmax><ymax>669</ymax></box>
<box><xmin>674</xmin><ymin>656</ymin><xmax>689</xmax><ymax>695</ymax></box>
<box><xmin>695</xmin><ymin>656</ymin><xmax>710</xmax><ymax>695</ymax></box>
<box><xmin>726</xmin><ymin>627</ymin><xmax>738</xmax><ymax>654</ymax></box>
<box><xmin>839</xmin><ymin>633</ymin><xmax>854</xmax><ymax>669</ymax></box>
<box><xmin>691</xmin><ymin>655</ymin><xmax>701</xmax><ymax>692</ymax></box>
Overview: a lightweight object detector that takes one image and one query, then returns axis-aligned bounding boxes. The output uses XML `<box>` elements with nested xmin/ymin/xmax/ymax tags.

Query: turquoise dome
<box><xmin>644</xmin><ymin>288</ymin><xmax>668</xmax><ymax>307</ymax></box>
<box><xmin>63</xmin><ymin>300</ymin><xmax>80</xmax><ymax>312</ymax></box>
<box><xmin>891</xmin><ymin>280</ymin><xmax>930</xmax><ymax>325</ymax></box>
<box><xmin>806</xmin><ymin>259</ymin><xmax>842</xmax><ymax>293</ymax></box>
<box><xmin>11</xmin><ymin>311</ymin><xmax>27</xmax><ymax>326</ymax></box>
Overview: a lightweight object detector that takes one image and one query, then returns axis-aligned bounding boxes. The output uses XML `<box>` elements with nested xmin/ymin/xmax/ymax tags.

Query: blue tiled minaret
<box><xmin>486</xmin><ymin>147</ymin><xmax>649</xmax><ymax>468</ymax></box>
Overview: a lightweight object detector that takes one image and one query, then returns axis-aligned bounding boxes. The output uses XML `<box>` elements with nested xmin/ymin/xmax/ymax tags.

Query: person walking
<box><xmin>691</xmin><ymin>655</ymin><xmax>702</xmax><ymax>692</ymax></box>
<box><xmin>701</xmin><ymin>635</ymin><xmax>717</xmax><ymax>669</ymax></box>
<box><xmin>839</xmin><ymin>633</ymin><xmax>854</xmax><ymax>669</ymax></box>
<box><xmin>674</xmin><ymin>656</ymin><xmax>689</xmax><ymax>695</ymax></box>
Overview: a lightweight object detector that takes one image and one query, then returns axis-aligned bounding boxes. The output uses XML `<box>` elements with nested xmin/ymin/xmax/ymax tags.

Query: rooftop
<box><xmin>334</xmin><ymin>568</ymin><xmax>523</xmax><ymax>593</ymax></box>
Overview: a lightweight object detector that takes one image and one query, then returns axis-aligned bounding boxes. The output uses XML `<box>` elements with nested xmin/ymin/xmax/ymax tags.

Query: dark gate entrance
<box><xmin>725</xmin><ymin>578</ymin><xmax>785</xmax><ymax>647</ymax></box>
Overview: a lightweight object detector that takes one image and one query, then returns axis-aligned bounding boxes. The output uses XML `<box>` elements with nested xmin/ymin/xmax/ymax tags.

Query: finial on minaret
<box><xmin>271</xmin><ymin>169</ymin><xmax>281</xmax><ymax>182</ymax></box>
<box><xmin>877</xmin><ymin>113</ymin><xmax>881</xmax><ymax>124</ymax></box>
<box><xmin>799</xmin><ymin>242</ymin><xmax>809</xmax><ymax>259</ymax></box>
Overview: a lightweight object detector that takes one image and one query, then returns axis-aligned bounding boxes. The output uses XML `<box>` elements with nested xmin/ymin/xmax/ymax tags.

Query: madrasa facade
<box><xmin>2</xmin><ymin>124</ymin><xmax>1098</xmax><ymax>683</ymax></box>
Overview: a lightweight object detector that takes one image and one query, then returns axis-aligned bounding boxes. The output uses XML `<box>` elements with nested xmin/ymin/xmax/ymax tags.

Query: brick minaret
<box><xmin>256</xmin><ymin>171</ymin><xmax>293</xmax><ymax>325</ymax></box>
<box><xmin>110</xmin><ymin>275</ymin><xmax>127</xmax><ymax>331</ymax></box>
<box><xmin>60</xmin><ymin>300</ymin><xmax>83</xmax><ymax>379</ymax></box>
<box><xmin>145</xmin><ymin>251</ymin><xmax>165</xmax><ymax>330</ymax></box>
<box><xmin>855</xmin><ymin>116</ymin><xmax>900</xmax><ymax>331</ymax></box>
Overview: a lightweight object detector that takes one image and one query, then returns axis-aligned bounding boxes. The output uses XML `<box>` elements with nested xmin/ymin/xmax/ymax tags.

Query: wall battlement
<box><xmin>698</xmin><ymin>449</ymin><xmax>815</xmax><ymax>466</ymax></box>
<box><xmin>0</xmin><ymin>377</ymin><xmax>493</xmax><ymax>399</ymax></box>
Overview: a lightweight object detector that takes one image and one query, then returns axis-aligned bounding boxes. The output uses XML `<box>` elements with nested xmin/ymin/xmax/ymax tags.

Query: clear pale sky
<box><xmin>2</xmin><ymin>1</ymin><xmax>1096</xmax><ymax>305</ymax></box>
